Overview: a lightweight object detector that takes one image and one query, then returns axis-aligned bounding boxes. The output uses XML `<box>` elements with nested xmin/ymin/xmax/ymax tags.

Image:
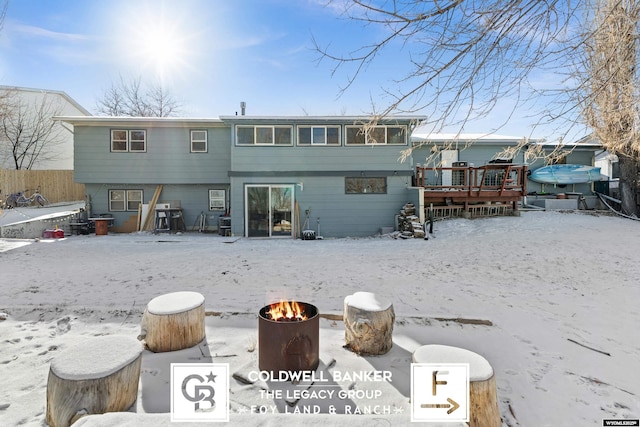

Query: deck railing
<box><xmin>415</xmin><ymin>164</ymin><xmax>528</xmax><ymax>196</ymax></box>
<box><xmin>415</xmin><ymin>164</ymin><xmax>528</xmax><ymax>217</ymax></box>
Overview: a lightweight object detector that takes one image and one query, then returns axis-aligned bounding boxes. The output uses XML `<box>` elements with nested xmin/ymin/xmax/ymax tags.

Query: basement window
<box><xmin>209</xmin><ymin>189</ymin><xmax>226</xmax><ymax>211</ymax></box>
<box><xmin>345</xmin><ymin>177</ymin><xmax>387</xmax><ymax>194</ymax></box>
<box><xmin>109</xmin><ymin>189</ymin><xmax>143</xmax><ymax>211</ymax></box>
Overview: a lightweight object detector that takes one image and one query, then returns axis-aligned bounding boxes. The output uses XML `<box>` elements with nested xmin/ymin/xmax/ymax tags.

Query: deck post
<box><xmin>418</xmin><ymin>187</ymin><xmax>425</xmax><ymax>225</ymax></box>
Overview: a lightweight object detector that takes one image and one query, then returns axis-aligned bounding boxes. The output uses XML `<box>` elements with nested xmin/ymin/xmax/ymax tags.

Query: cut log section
<box><xmin>46</xmin><ymin>335</ymin><xmax>143</xmax><ymax>427</ymax></box>
<box><xmin>140</xmin><ymin>291</ymin><xmax>206</xmax><ymax>352</ymax></box>
<box><xmin>412</xmin><ymin>344</ymin><xmax>501</xmax><ymax>427</ymax></box>
<box><xmin>343</xmin><ymin>291</ymin><xmax>395</xmax><ymax>355</ymax></box>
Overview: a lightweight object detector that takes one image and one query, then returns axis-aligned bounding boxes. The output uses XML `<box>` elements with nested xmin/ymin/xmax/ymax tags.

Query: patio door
<box><xmin>245</xmin><ymin>185</ymin><xmax>294</xmax><ymax>237</ymax></box>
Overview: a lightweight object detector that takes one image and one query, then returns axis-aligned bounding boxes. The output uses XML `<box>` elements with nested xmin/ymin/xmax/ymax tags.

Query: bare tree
<box><xmin>315</xmin><ymin>1</ymin><xmax>579</xmax><ymax>131</ymax></box>
<box><xmin>316</xmin><ymin>1</ymin><xmax>640</xmax><ymax>215</ymax></box>
<box><xmin>0</xmin><ymin>89</ymin><xmax>66</xmax><ymax>170</ymax></box>
<box><xmin>580</xmin><ymin>0</ymin><xmax>640</xmax><ymax>215</ymax></box>
<box><xmin>0</xmin><ymin>0</ymin><xmax>7</xmax><ymax>33</ymax></box>
<box><xmin>95</xmin><ymin>75</ymin><xmax>181</xmax><ymax>117</ymax></box>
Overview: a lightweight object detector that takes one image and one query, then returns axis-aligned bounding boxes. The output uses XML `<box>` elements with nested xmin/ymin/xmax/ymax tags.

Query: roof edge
<box><xmin>55</xmin><ymin>116</ymin><xmax>225</xmax><ymax>126</ymax></box>
<box><xmin>0</xmin><ymin>85</ymin><xmax>91</xmax><ymax>116</ymax></box>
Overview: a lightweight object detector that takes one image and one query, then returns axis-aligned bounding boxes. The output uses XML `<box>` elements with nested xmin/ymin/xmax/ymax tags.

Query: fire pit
<box><xmin>258</xmin><ymin>300</ymin><xmax>319</xmax><ymax>374</ymax></box>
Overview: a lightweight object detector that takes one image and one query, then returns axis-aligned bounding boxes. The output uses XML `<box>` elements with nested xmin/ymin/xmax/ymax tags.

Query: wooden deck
<box><xmin>415</xmin><ymin>164</ymin><xmax>528</xmax><ymax>217</ymax></box>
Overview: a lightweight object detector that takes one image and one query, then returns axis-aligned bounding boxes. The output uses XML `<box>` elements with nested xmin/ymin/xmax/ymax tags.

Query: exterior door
<box><xmin>441</xmin><ymin>150</ymin><xmax>459</xmax><ymax>186</ymax></box>
<box><xmin>245</xmin><ymin>185</ymin><xmax>294</xmax><ymax>237</ymax></box>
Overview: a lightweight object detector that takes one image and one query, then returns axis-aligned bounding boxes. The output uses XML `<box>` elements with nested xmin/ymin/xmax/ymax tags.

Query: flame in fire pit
<box><xmin>265</xmin><ymin>300</ymin><xmax>308</xmax><ymax>321</ymax></box>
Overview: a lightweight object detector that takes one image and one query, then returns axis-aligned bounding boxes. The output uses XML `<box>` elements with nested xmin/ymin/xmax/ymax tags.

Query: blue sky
<box><xmin>0</xmin><ymin>1</ymin><xmax>385</xmax><ymax>115</ymax></box>
<box><xmin>0</xmin><ymin>0</ymin><xmax>577</xmax><ymax>140</ymax></box>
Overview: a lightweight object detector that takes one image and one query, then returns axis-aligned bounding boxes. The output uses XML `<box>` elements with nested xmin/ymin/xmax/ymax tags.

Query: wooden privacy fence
<box><xmin>1</xmin><ymin>170</ymin><xmax>85</xmax><ymax>204</ymax></box>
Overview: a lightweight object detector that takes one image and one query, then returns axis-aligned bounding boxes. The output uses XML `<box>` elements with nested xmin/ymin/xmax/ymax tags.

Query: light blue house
<box><xmin>60</xmin><ymin>115</ymin><xmax>421</xmax><ymax>238</ymax></box>
<box><xmin>59</xmin><ymin>115</ymin><xmax>604</xmax><ymax>237</ymax></box>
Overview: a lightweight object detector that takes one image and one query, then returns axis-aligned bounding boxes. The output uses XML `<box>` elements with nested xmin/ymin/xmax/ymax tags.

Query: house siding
<box><xmin>227</xmin><ymin>120</ymin><xmax>416</xmax><ymax>237</ymax></box>
<box><xmin>74</xmin><ymin>125</ymin><xmax>231</xmax><ymax>184</ymax></box>
<box><xmin>86</xmin><ymin>183</ymin><xmax>229</xmax><ymax>232</ymax></box>
<box><xmin>232</xmin><ymin>145</ymin><xmax>412</xmax><ymax>172</ymax></box>
<box><xmin>411</xmin><ymin>144</ymin><xmax>526</xmax><ymax>167</ymax></box>
<box><xmin>229</xmin><ymin>175</ymin><xmax>414</xmax><ymax>238</ymax></box>
<box><xmin>70</xmin><ymin>117</ymin><xmax>419</xmax><ymax>237</ymax></box>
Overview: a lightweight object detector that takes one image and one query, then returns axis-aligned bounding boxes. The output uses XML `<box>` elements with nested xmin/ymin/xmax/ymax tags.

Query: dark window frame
<box><xmin>345</xmin><ymin>177</ymin><xmax>387</xmax><ymax>194</ymax></box>
<box><xmin>297</xmin><ymin>125</ymin><xmax>341</xmax><ymax>146</ymax></box>
<box><xmin>345</xmin><ymin>125</ymin><xmax>407</xmax><ymax>145</ymax></box>
<box><xmin>235</xmin><ymin>125</ymin><xmax>293</xmax><ymax>146</ymax></box>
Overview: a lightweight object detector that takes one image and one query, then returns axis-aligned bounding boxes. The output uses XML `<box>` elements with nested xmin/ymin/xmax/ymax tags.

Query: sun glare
<box><xmin>140</xmin><ymin>28</ymin><xmax>179</xmax><ymax>65</ymax></box>
<box><xmin>120</xmin><ymin>3</ymin><xmax>197</xmax><ymax>82</ymax></box>
<box><xmin>134</xmin><ymin>20</ymin><xmax>189</xmax><ymax>80</ymax></box>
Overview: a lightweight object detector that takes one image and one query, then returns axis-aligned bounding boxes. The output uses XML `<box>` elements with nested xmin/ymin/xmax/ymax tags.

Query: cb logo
<box><xmin>171</xmin><ymin>363</ymin><xmax>229</xmax><ymax>422</ymax></box>
<box><xmin>182</xmin><ymin>373</ymin><xmax>216</xmax><ymax>411</ymax></box>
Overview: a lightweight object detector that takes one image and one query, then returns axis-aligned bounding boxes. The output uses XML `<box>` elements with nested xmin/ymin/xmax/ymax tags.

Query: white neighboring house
<box><xmin>595</xmin><ymin>150</ymin><xmax>619</xmax><ymax>179</ymax></box>
<box><xmin>0</xmin><ymin>86</ymin><xmax>91</xmax><ymax>170</ymax></box>
<box><xmin>574</xmin><ymin>133</ymin><xmax>618</xmax><ymax>179</ymax></box>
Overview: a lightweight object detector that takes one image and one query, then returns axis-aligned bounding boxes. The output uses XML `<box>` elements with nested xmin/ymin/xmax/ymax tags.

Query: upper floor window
<box><xmin>111</xmin><ymin>129</ymin><xmax>147</xmax><ymax>152</ymax></box>
<box><xmin>191</xmin><ymin>130</ymin><xmax>208</xmax><ymax>152</ymax></box>
<box><xmin>236</xmin><ymin>126</ymin><xmax>293</xmax><ymax>145</ymax></box>
<box><xmin>298</xmin><ymin>126</ymin><xmax>341</xmax><ymax>145</ymax></box>
<box><xmin>109</xmin><ymin>189</ymin><xmax>143</xmax><ymax>211</ymax></box>
<box><xmin>345</xmin><ymin>125</ymin><xmax>407</xmax><ymax>145</ymax></box>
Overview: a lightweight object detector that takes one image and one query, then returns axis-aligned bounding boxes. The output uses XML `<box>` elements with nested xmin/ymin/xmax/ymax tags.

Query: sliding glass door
<box><xmin>245</xmin><ymin>185</ymin><xmax>294</xmax><ymax>237</ymax></box>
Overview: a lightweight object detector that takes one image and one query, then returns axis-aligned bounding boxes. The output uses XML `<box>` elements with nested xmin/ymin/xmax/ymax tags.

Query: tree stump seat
<box><xmin>344</xmin><ymin>291</ymin><xmax>395</xmax><ymax>355</ymax></box>
<box><xmin>46</xmin><ymin>335</ymin><xmax>143</xmax><ymax>427</ymax></box>
<box><xmin>140</xmin><ymin>291</ymin><xmax>206</xmax><ymax>352</ymax></box>
<box><xmin>412</xmin><ymin>344</ymin><xmax>501</xmax><ymax>427</ymax></box>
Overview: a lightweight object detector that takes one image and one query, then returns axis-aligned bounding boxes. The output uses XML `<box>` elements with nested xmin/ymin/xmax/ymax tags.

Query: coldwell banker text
<box><xmin>247</xmin><ymin>369</ymin><xmax>393</xmax><ymax>383</ymax></box>
<box><xmin>249</xmin><ymin>369</ymin><xmax>394</xmax><ymax>416</ymax></box>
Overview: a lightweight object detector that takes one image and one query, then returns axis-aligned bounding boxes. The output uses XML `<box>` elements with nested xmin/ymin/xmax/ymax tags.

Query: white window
<box><xmin>236</xmin><ymin>126</ymin><xmax>292</xmax><ymax>145</ymax></box>
<box><xmin>109</xmin><ymin>189</ymin><xmax>143</xmax><ymax>211</ymax></box>
<box><xmin>298</xmin><ymin>126</ymin><xmax>341</xmax><ymax>145</ymax></box>
<box><xmin>191</xmin><ymin>130</ymin><xmax>208</xmax><ymax>152</ymax></box>
<box><xmin>111</xmin><ymin>129</ymin><xmax>147</xmax><ymax>152</ymax></box>
<box><xmin>345</xmin><ymin>125</ymin><xmax>406</xmax><ymax>145</ymax></box>
<box><xmin>209</xmin><ymin>190</ymin><xmax>226</xmax><ymax>211</ymax></box>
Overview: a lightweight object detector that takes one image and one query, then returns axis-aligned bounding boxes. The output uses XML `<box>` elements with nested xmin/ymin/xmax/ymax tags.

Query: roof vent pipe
<box><xmin>240</xmin><ymin>102</ymin><xmax>246</xmax><ymax>116</ymax></box>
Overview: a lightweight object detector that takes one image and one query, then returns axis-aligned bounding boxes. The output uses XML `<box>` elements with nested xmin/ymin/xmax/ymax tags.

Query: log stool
<box><xmin>412</xmin><ymin>344</ymin><xmax>501</xmax><ymax>427</ymax></box>
<box><xmin>46</xmin><ymin>335</ymin><xmax>143</xmax><ymax>427</ymax></box>
<box><xmin>140</xmin><ymin>291</ymin><xmax>206</xmax><ymax>352</ymax></box>
<box><xmin>344</xmin><ymin>291</ymin><xmax>395</xmax><ymax>355</ymax></box>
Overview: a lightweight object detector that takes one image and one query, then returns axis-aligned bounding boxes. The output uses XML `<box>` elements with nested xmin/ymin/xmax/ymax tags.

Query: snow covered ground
<box><xmin>0</xmin><ymin>210</ymin><xmax>638</xmax><ymax>426</ymax></box>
